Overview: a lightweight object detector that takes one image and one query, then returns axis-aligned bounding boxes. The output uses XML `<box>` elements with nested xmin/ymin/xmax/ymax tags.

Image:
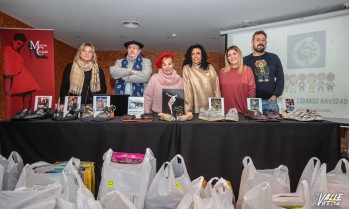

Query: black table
<box><xmin>0</xmin><ymin>115</ymin><xmax>341</xmax><ymax>198</ymax></box>
<box><xmin>0</xmin><ymin>117</ymin><xmax>178</xmax><ymax>194</ymax></box>
<box><xmin>177</xmin><ymin>116</ymin><xmax>341</xmax><ymax>197</ymax></box>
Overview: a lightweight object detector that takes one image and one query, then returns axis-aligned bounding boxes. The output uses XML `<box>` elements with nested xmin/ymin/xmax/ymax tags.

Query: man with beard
<box><xmin>244</xmin><ymin>30</ymin><xmax>284</xmax><ymax>115</ymax></box>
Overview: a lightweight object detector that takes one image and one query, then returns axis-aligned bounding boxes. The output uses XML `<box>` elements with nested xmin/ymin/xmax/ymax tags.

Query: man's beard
<box><xmin>254</xmin><ymin>44</ymin><xmax>265</xmax><ymax>53</ymax></box>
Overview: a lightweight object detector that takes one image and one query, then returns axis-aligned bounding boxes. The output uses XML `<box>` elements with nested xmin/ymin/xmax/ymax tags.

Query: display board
<box><xmin>221</xmin><ymin>10</ymin><xmax>349</xmax><ymax>119</ymax></box>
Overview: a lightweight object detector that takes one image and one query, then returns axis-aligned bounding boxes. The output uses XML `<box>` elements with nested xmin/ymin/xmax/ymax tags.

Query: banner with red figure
<box><xmin>1</xmin><ymin>28</ymin><xmax>55</xmax><ymax>120</ymax></box>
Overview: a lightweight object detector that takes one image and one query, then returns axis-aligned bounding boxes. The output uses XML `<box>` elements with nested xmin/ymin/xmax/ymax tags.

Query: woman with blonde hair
<box><xmin>219</xmin><ymin>45</ymin><xmax>255</xmax><ymax>113</ymax></box>
<box><xmin>59</xmin><ymin>43</ymin><xmax>107</xmax><ymax>110</ymax></box>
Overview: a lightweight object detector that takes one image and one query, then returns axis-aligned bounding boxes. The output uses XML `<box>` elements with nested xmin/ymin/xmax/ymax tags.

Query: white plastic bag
<box><xmin>145</xmin><ymin>154</ymin><xmax>191</xmax><ymax>209</ymax></box>
<box><xmin>236</xmin><ymin>156</ymin><xmax>290</xmax><ymax>209</ymax></box>
<box><xmin>0</xmin><ymin>181</ymin><xmax>62</xmax><ymax>209</ymax></box>
<box><xmin>327</xmin><ymin>158</ymin><xmax>349</xmax><ymax>208</ymax></box>
<box><xmin>296</xmin><ymin>157</ymin><xmax>327</xmax><ymax>199</ymax></box>
<box><xmin>176</xmin><ymin>176</ymin><xmax>206</xmax><ymax>209</ymax></box>
<box><xmin>2</xmin><ymin>151</ymin><xmax>24</xmax><ymax>191</ymax></box>
<box><xmin>176</xmin><ymin>176</ymin><xmax>235</xmax><ymax>209</ymax></box>
<box><xmin>0</xmin><ymin>155</ymin><xmax>7</xmax><ymax>189</ymax></box>
<box><xmin>56</xmin><ymin>157</ymin><xmax>103</xmax><ymax>209</ymax></box>
<box><xmin>100</xmin><ymin>189</ymin><xmax>137</xmax><ymax>209</ymax></box>
<box><xmin>241</xmin><ymin>182</ymin><xmax>276</xmax><ymax>209</ymax></box>
<box><xmin>97</xmin><ymin>148</ymin><xmax>156</xmax><ymax>209</ymax></box>
<box><xmin>15</xmin><ymin>161</ymin><xmax>63</xmax><ymax>191</ymax></box>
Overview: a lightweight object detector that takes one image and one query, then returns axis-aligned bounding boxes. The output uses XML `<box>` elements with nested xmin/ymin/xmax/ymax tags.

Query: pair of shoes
<box><xmin>267</xmin><ymin>109</ymin><xmax>281</xmax><ymax>121</ymax></box>
<box><xmin>24</xmin><ymin>108</ymin><xmax>54</xmax><ymax>120</ymax></box>
<box><xmin>52</xmin><ymin>109</ymin><xmax>63</xmax><ymax>121</ymax></box>
<box><xmin>12</xmin><ymin>108</ymin><xmax>31</xmax><ymax>120</ymax></box>
<box><xmin>244</xmin><ymin>110</ymin><xmax>268</xmax><ymax>121</ymax></box>
<box><xmin>177</xmin><ymin>112</ymin><xmax>193</xmax><ymax>122</ymax></box>
<box><xmin>81</xmin><ymin>105</ymin><xmax>95</xmax><ymax>121</ymax></box>
<box><xmin>283</xmin><ymin>109</ymin><xmax>323</xmax><ymax>122</ymax></box>
<box><xmin>225</xmin><ymin>108</ymin><xmax>239</xmax><ymax>121</ymax></box>
<box><xmin>62</xmin><ymin>109</ymin><xmax>80</xmax><ymax>121</ymax></box>
<box><xmin>198</xmin><ymin>107</ymin><xmax>225</xmax><ymax>122</ymax></box>
<box><xmin>94</xmin><ymin>105</ymin><xmax>116</xmax><ymax>122</ymax></box>
<box><xmin>158</xmin><ymin>113</ymin><xmax>176</xmax><ymax>122</ymax></box>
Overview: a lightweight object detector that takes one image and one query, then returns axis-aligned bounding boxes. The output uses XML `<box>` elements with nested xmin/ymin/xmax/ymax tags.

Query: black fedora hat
<box><xmin>124</xmin><ymin>40</ymin><xmax>144</xmax><ymax>49</ymax></box>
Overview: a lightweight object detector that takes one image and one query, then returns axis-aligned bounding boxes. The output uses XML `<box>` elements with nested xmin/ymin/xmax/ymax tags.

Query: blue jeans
<box><xmin>262</xmin><ymin>99</ymin><xmax>279</xmax><ymax>115</ymax></box>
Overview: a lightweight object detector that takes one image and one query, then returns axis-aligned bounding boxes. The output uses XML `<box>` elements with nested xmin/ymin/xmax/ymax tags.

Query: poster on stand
<box><xmin>1</xmin><ymin>28</ymin><xmax>55</xmax><ymax>119</ymax></box>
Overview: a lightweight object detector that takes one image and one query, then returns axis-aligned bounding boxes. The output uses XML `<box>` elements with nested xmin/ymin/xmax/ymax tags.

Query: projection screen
<box><xmin>221</xmin><ymin>10</ymin><xmax>349</xmax><ymax>119</ymax></box>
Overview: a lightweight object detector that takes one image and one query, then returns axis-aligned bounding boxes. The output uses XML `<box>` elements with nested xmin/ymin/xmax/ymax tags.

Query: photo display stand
<box><xmin>208</xmin><ymin>97</ymin><xmax>225</xmax><ymax>116</ymax></box>
<box><xmin>162</xmin><ymin>89</ymin><xmax>184</xmax><ymax>116</ymax></box>
<box><xmin>128</xmin><ymin>97</ymin><xmax>144</xmax><ymax>118</ymax></box>
<box><xmin>63</xmin><ymin>96</ymin><xmax>81</xmax><ymax>117</ymax></box>
<box><xmin>93</xmin><ymin>95</ymin><xmax>110</xmax><ymax>117</ymax></box>
<box><xmin>247</xmin><ymin>98</ymin><xmax>263</xmax><ymax>113</ymax></box>
<box><xmin>34</xmin><ymin>96</ymin><xmax>52</xmax><ymax>110</ymax></box>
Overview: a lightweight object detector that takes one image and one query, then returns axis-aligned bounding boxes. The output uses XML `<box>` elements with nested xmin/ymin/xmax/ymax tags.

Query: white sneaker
<box><xmin>198</xmin><ymin>107</ymin><xmax>225</xmax><ymax>121</ymax></box>
<box><xmin>225</xmin><ymin>108</ymin><xmax>239</xmax><ymax>121</ymax></box>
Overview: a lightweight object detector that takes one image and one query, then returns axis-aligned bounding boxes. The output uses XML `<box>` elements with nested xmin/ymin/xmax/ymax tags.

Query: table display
<box><xmin>0</xmin><ymin>115</ymin><xmax>340</xmax><ymax>197</ymax></box>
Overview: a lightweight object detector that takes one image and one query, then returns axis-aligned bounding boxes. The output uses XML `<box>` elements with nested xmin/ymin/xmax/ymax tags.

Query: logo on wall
<box><xmin>28</xmin><ymin>40</ymin><xmax>48</xmax><ymax>59</ymax></box>
<box><xmin>287</xmin><ymin>31</ymin><xmax>326</xmax><ymax>69</ymax></box>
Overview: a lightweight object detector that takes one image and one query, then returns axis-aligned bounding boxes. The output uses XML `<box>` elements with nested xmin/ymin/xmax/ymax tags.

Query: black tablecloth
<box><xmin>177</xmin><ymin>116</ymin><xmax>341</xmax><ymax>197</ymax></box>
<box><xmin>0</xmin><ymin>115</ymin><xmax>341</xmax><ymax>197</ymax></box>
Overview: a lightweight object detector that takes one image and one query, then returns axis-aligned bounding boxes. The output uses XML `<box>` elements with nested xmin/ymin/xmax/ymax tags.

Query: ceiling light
<box><xmin>122</xmin><ymin>21</ymin><xmax>140</xmax><ymax>28</ymax></box>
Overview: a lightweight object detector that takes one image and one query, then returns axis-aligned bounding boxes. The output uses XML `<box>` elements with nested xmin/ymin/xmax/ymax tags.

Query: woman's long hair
<box><xmin>182</xmin><ymin>44</ymin><xmax>210</xmax><ymax>70</ymax></box>
<box><xmin>224</xmin><ymin>45</ymin><xmax>245</xmax><ymax>74</ymax></box>
<box><xmin>74</xmin><ymin>43</ymin><xmax>98</xmax><ymax>65</ymax></box>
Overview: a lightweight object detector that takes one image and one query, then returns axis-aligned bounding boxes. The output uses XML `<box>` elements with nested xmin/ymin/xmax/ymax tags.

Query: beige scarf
<box><xmin>69</xmin><ymin>58</ymin><xmax>101</xmax><ymax>95</ymax></box>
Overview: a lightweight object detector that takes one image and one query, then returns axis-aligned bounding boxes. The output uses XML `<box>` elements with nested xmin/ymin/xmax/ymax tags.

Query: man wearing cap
<box><xmin>110</xmin><ymin>40</ymin><xmax>152</xmax><ymax>96</ymax></box>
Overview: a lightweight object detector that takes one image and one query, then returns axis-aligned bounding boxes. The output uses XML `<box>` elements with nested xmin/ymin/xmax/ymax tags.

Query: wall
<box><xmin>0</xmin><ymin>12</ymin><xmax>224</xmax><ymax>120</ymax></box>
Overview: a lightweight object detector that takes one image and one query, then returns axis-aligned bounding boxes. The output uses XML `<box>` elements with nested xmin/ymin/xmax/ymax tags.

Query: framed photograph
<box><xmin>284</xmin><ymin>98</ymin><xmax>296</xmax><ymax>112</ymax></box>
<box><xmin>247</xmin><ymin>98</ymin><xmax>262</xmax><ymax>113</ymax></box>
<box><xmin>208</xmin><ymin>97</ymin><xmax>225</xmax><ymax>116</ymax></box>
<box><xmin>63</xmin><ymin>96</ymin><xmax>81</xmax><ymax>117</ymax></box>
<box><xmin>162</xmin><ymin>89</ymin><xmax>184</xmax><ymax>116</ymax></box>
<box><xmin>128</xmin><ymin>97</ymin><xmax>144</xmax><ymax>118</ymax></box>
<box><xmin>93</xmin><ymin>96</ymin><xmax>110</xmax><ymax>117</ymax></box>
<box><xmin>34</xmin><ymin>96</ymin><xmax>52</xmax><ymax>110</ymax></box>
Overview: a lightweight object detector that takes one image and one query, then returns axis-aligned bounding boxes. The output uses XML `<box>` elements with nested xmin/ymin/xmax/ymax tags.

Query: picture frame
<box><xmin>208</xmin><ymin>97</ymin><xmax>225</xmax><ymax>116</ymax></box>
<box><xmin>247</xmin><ymin>98</ymin><xmax>263</xmax><ymax>113</ymax></box>
<box><xmin>63</xmin><ymin>96</ymin><xmax>81</xmax><ymax>117</ymax></box>
<box><xmin>93</xmin><ymin>95</ymin><xmax>110</xmax><ymax>117</ymax></box>
<box><xmin>284</xmin><ymin>98</ymin><xmax>296</xmax><ymax>112</ymax></box>
<box><xmin>162</xmin><ymin>89</ymin><xmax>185</xmax><ymax>116</ymax></box>
<box><xmin>34</xmin><ymin>96</ymin><xmax>52</xmax><ymax>110</ymax></box>
<box><xmin>128</xmin><ymin>97</ymin><xmax>144</xmax><ymax>118</ymax></box>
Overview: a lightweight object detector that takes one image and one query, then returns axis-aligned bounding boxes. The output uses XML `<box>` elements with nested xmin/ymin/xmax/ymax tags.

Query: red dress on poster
<box><xmin>2</xmin><ymin>33</ymin><xmax>40</xmax><ymax>119</ymax></box>
<box><xmin>3</xmin><ymin>46</ymin><xmax>40</xmax><ymax>95</ymax></box>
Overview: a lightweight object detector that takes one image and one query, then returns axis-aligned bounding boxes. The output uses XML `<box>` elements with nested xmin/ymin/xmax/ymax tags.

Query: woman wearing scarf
<box><xmin>110</xmin><ymin>40</ymin><xmax>152</xmax><ymax>96</ymax></box>
<box><xmin>59</xmin><ymin>43</ymin><xmax>107</xmax><ymax>110</ymax></box>
<box><xmin>144</xmin><ymin>52</ymin><xmax>183</xmax><ymax>114</ymax></box>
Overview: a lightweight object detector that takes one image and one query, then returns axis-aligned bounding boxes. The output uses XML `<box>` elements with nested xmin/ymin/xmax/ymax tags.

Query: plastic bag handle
<box><xmin>160</xmin><ymin>162</ymin><xmax>174</xmax><ymax>179</ymax></box>
<box><xmin>334</xmin><ymin>158</ymin><xmax>349</xmax><ymax>174</ymax></box>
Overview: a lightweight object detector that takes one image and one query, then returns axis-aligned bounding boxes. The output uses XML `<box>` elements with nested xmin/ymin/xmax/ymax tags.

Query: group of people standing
<box><xmin>59</xmin><ymin>30</ymin><xmax>284</xmax><ymax>116</ymax></box>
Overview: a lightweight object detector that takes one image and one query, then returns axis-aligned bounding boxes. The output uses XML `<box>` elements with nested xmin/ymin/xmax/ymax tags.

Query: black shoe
<box><xmin>12</xmin><ymin>108</ymin><xmax>31</xmax><ymax>120</ymax></box>
<box><xmin>52</xmin><ymin>109</ymin><xmax>63</xmax><ymax>121</ymax></box>
<box><xmin>62</xmin><ymin>109</ymin><xmax>80</xmax><ymax>121</ymax></box>
<box><xmin>93</xmin><ymin>105</ymin><xmax>115</xmax><ymax>122</ymax></box>
<box><xmin>24</xmin><ymin>108</ymin><xmax>54</xmax><ymax>120</ymax></box>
